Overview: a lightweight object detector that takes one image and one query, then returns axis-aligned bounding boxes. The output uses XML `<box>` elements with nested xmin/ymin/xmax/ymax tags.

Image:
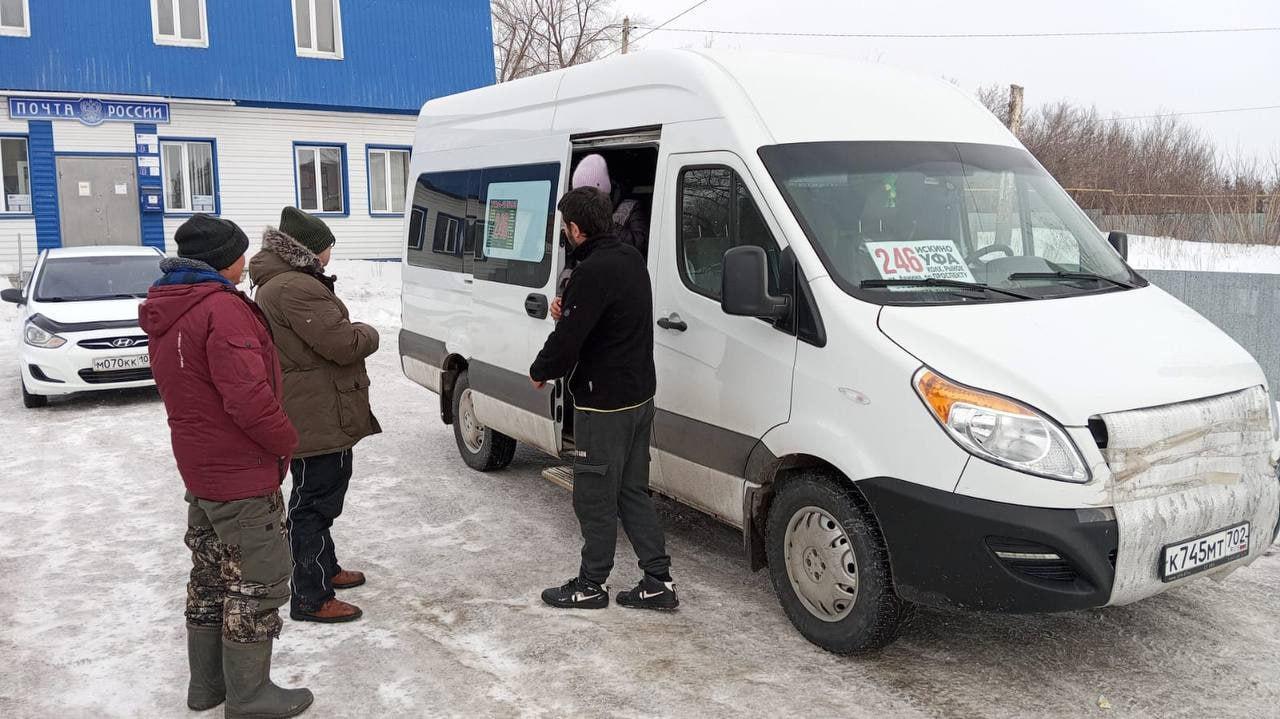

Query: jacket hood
<box><xmin>140</xmin><ymin>281</ymin><xmax>229</xmax><ymax>337</ymax></box>
<box><xmin>249</xmin><ymin>228</ymin><xmax>328</xmax><ymax>288</ymax></box>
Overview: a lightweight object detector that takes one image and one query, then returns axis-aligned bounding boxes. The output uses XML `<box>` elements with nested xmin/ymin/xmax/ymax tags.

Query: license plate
<box><xmin>1160</xmin><ymin>522</ymin><xmax>1250</xmax><ymax>582</ymax></box>
<box><xmin>93</xmin><ymin>354</ymin><xmax>150</xmax><ymax>372</ymax></box>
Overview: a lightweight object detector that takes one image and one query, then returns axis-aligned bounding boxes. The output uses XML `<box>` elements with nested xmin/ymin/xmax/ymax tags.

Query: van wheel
<box><xmin>22</xmin><ymin>379</ymin><xmax>48</xmax><ymax>409</ymax></box>
<box><xmin>765</xmin><ymin>471</ymin><xmax>912</xmax><ymax>653</ymax></box>
<box><xmin>451</xmin><ymin>371</ymin><xmax>516</xmax><ymax>471</ymax></box>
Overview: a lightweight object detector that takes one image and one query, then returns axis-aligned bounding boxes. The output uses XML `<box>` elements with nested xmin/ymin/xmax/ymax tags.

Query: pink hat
<box><xmin>571</xmin><ymin>154</ymin><xmax>611</xmax><ymax>195</ymax></box>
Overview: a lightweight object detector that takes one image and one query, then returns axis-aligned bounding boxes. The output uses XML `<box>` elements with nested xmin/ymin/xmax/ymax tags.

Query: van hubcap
<box><xmin>458</xmin><ymin>389</ymin><xmax>485</xmax><ymax>453</ymax></box>
<box><xmin>784</xmin><ymin>506</ymin><xmax>858</xmax><ymax>622</ymax></box>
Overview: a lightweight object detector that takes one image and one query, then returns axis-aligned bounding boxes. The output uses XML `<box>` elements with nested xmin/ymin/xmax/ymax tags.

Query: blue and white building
<box><xmin>0</xmin><ymin>0</ymin><xmax>494</xmax><ymax>272</ymax></box>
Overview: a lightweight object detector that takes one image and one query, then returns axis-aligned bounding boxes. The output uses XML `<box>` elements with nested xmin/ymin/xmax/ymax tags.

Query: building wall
<box><xmin>156</xmin><ymin>105</ymin><xmax>416</xmax><ymax>259</ymax></box>
<box><xmin>0</xmin><ymin>0</ymin><xmax>494</xmax><ymax>112</ymax></box>
<box><xmin>0</xmin><ymin>110</ymin><xmax>36</xmax><ymax>276</ymax></box>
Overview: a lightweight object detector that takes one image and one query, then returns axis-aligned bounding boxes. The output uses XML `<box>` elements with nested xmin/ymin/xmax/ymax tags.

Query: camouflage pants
<box><xmin>184</xmin><ymin>490</ymin><xmax>292</xmax><ymax>643</ymax></box>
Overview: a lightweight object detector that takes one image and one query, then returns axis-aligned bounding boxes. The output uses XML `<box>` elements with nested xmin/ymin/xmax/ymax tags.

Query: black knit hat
<box><xmin>279</xmin><ymin>206</ymin><xmax>336</xmax><ymax>255</ymax></box>
<box><xmin>173</xmin><ymin>214</ymin><xmax>249</xmax><ymax>271</ymax></box>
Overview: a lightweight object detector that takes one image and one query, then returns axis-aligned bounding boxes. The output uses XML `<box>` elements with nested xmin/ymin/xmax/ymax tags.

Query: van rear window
<box><xmin>406</xmin><ymin>162</ymin><xmax>560</xmax><ymax>289</ymax></box>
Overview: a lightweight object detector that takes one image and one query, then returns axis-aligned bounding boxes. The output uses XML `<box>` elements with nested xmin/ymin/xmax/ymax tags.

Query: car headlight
<box><xmin>24</xmin><ymin>321</ymin><xmax>67</xmax><ymax>349</ymax></box>
<box><xmin>913</xmin><ymin>367</ymin><xmax>1090</xmax><ymax>483</ymax></box>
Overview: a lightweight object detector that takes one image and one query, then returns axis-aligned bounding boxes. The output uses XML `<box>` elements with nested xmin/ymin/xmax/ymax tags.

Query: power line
<box><xmin>1104</xmin><ymin>104</ymin><xmax>1280</xmax><ymax>121</ymax></box>
<box><xmin>600</xmin><ymin>0</ymin><xmax>714</xmax><ymax>59</ymax></box>
<box><xmin>631</xmin><ymin>25</ymin><xmax>1280</xmax><ymax>40</ymax></box>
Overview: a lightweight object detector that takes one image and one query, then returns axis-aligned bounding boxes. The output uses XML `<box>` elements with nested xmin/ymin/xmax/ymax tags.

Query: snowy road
<box><xmin>2</xmin><ymin>261</ymin><xmax>1278</xmax><ymax>718</ymax></box>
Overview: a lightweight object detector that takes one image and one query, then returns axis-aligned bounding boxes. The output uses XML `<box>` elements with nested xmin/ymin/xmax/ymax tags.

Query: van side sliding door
<box><xmin>651</xmin><ymin>151</ymin><xmax>798</xmax><ymax>527</ymax></box>
<box><xmin>465</xmin><ymin>149</ymin><xmax>566</xmax><ymax>457</ymax></box>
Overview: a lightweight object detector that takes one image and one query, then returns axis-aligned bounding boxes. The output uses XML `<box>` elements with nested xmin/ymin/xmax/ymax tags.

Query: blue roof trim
<box><xmin>27</xmin><ymin>121</ymin><xmax>61</xmax><ymax>251</ymax></box>
<box><xmin>235</xmin><ymin>100</ymin><xmax>421</xmax><ymax>116</ymax></box>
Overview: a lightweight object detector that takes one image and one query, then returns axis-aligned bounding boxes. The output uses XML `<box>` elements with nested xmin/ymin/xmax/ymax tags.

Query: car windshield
<box><xmin>35</xmin><ymin>255</ymin><xmax>162</xmax><ymax>302</ymax></box>
<box><xmin>758</xmin><ymin>142</ymin><xmax>1143</xmax><ymax>305</ymax></box>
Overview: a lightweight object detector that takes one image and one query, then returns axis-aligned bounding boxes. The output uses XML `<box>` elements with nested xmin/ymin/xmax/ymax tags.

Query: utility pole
<box><xmin>1007</xmin><ymin>83</ymin><xmax>1024</xmax><ymax>136</ymax></box>
<box><xmin>622</xmin><ymin>16</ymin><xmax>631</xmax><ymax>54</ymax></box>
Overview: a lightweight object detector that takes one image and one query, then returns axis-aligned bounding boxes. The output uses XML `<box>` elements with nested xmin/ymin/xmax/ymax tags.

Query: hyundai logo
<box><xmin>110</xmin><ymin>338</ymin><xmax>135</xmax><ymax>348</ymax></box>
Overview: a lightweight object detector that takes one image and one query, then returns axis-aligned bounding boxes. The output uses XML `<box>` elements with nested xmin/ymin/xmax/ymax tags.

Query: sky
<box><xmin>615</xmin><ymin>0</ymin><xmax>1280</xmax><ymax>165</ymax></box>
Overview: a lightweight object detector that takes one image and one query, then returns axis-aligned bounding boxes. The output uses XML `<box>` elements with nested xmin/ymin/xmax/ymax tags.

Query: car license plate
<box><xmin>1160</xmin><ymin>522</ymin><xmax>1249</xmax><ymax>582</ymax></box>
<box><xmin>93</xmin><ymin>354</ymin><xmax>150</xmax><ymax>372</ymax></box>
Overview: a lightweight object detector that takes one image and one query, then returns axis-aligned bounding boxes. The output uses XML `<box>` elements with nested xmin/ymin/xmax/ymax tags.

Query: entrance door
<box><xmin>651</xmin><ymin>151</ymin><xmax>797</xmax><ymax>525</ymax></box>
<box><xmin>56</xmin><ymin>157</ymin><xmax>141</xmax><ymax>246</ymax></box>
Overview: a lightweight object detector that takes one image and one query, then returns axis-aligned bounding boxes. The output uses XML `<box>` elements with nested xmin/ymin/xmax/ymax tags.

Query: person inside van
<box><xmin>529</xmin><ymin>187</ymin><xmax>678</xmax><ymax>611</ymax></box>
<box><xmin>550</xmin><ymin>154</ymin><xmax>651</xmax><ymax>321</ymax></box>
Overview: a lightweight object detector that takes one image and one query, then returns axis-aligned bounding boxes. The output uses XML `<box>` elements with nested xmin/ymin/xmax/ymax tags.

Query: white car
<box><xmin>4</xmin><ymin>246</ymin><xmax>164</xmax><ymax>408</ymax></box>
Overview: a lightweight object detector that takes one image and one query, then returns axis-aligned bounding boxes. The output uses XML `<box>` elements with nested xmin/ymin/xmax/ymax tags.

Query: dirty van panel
<box><xmin>1100</xmin><ymin>386</ymin><xmax>1280</xmax><ymax>605</ymax></box>
<box><xmin>651</xmin><ymin>152</ymin><xmax>797</xmax><ymax>521</ymax></box>
<box><xmin>466</xmin><ymin>158</ymin><xmax>564</xmax><ymax>456</ymax></box>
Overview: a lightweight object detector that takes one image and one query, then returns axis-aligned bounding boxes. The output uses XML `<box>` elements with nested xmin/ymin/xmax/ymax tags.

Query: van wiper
<box><xmin>860</xmin><ymin>277</ymin><xmax>1035</xmax><ymax>300</ymax></box>
<box><xmin>1006</xmin><ymin>271</ymin><xmax>1135</xmax><ymax>289</ymax></box>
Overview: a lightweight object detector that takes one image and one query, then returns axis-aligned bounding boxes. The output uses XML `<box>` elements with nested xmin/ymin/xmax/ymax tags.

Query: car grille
<box><xmin>78</xmin><ymin>335</ymin><xmax>148</xmax><ymax>350</ymax></box>
<box><xmin>77</xmin><ymin>368</ymin><xmax>154</xmax><ymax>384</ymax></box>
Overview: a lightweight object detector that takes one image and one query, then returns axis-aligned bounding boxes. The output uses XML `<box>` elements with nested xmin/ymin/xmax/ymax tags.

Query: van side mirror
<box><xmin>0</xmin><ymin>288</ymin><xmax>23</xmax><ymax>305</ymax></box>
<box><xmin>722</xmin><ymin>246</ymin><xmax>790</xmax><ymax>320</ymax></box>
<box><xmin>1107</xmin><ymin>231</ymin><xmax>1128</xmax><ymax>260</ymax></box>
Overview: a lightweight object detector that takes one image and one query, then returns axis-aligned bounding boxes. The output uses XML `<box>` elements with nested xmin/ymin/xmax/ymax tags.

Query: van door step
<box><xmin>541</xmin><ymin>465</ymin><xmax>574</xmax><ymax>491</ymax></box>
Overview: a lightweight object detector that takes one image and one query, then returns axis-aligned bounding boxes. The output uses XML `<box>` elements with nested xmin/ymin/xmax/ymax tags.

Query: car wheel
<box><xmin>765</xmin><ymin>470</ymin><xmax>913</xmax><ymax>654</ymax></box>
<box><xmin>21</xmin><ymin>379</ymin><xmax>48</xmax><ymax>409</ymax></box>
<box><xmin>451</xmin><ymin>370</ymin><xmax>517</xmax><ymax>472</ymax></box>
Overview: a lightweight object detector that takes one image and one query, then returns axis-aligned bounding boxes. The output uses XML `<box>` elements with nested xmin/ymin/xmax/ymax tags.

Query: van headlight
<box><xmin>24</xmin><ymin>321</ymin><xmax>67</xmax><ymax>349</ymax></box>
<box><xmin>914</xmin><ymin>367</ymin><xmax>1089</xmax><ymax>483</ymax></box>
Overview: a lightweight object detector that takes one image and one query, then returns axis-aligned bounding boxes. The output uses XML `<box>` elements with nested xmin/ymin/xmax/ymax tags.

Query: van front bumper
<box><xmin>857</xmin><ymin>477</ymin><xmax>1119</xmax><ymax>613</ymax></box>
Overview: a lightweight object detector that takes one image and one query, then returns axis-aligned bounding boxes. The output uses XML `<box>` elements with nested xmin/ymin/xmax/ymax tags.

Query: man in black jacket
<box><xmin>529</xmin><ymin>187</ymin><xmax>677</xmax><ymax>611</ymax></box>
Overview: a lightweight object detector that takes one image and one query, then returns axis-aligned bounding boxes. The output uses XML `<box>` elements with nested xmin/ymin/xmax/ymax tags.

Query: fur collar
<box><xmin>262</xmin><ymin>227</ymin><xmax>325</xmax><ymax>273</ymax></box>
<box><xmin>159</xmin><ymin>256</ymin><xmax>220</xmax><ymax>274</ymax></box>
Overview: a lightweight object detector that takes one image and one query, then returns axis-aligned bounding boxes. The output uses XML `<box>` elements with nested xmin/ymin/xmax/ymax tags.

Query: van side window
<box><xmin>677</xmin><ymin>166</ymin><xmax>783</xmax><ymax>301</ymax></box>
<box><xmin>406</xmin><ymin>162</ymin><xmax>560</xmax><ymax>288</ymax></box>
<box><xmin>407</xmin><ymin>169</ymin><xmax>474</xmax><ymax>273</ymax></box>
<box><xmin>473</xmin><ymin>162</ymin><xmax>560</xmax><ymax>288</ymax></box>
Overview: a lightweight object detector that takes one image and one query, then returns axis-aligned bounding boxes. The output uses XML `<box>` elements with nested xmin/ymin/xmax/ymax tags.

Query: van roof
<box><xmin>417</xmin><ymin>49</ymin><xmax>1018</xmax><ymax>152</ymax></box>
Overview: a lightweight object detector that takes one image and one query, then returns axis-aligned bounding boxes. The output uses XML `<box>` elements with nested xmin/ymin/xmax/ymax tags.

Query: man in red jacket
<box><xmin>140</xmin><ymin>214</ymin><xmax>313</xmax><ymax>719</ymax></box>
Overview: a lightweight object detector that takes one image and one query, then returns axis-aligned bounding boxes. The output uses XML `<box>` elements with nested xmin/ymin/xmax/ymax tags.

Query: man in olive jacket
<box><xmin>249</xmin><ymin>207</ymin><xmax>380</xmax><ymax>624</ymax></box>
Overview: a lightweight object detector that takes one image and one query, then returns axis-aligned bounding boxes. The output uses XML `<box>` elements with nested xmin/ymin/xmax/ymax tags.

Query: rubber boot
<box><xmin>222</xmin><ymin>638</ymin><xmax>314</xmax><ymax>719</ymax></box>
<box><xmin>186</xmin><ymin>624</ymin><xmax>225</xmax><ymax>711</ymax></box>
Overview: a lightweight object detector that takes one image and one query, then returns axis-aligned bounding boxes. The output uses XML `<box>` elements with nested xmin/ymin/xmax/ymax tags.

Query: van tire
<box><xmin>765</xmin><ymin>471</ymin><xmax>911</xmax><ymax>654</ymax></box>
<box><xmin>451</xmin><ymin>371</ymin><xmax>517</xmax><ymax>472</ymax></box>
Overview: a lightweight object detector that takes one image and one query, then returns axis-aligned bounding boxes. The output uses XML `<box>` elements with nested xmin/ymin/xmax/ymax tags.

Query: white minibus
<box><xmin>398</xmin><ymin>50</ymin><xmax>1280</xmax><ymax>652</ymax></box>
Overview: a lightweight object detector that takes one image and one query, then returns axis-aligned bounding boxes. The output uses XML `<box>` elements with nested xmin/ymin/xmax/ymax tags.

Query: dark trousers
<box><xmin>185</xmin><ymin>490</ymin><xmax>291</xmax><ymax>643</ymax></box>
<box><xmin>573</xmin><ymin>401</ymin><xmax>671</xmax><ymax>584</ymax></box>
<box><xmin>287</xmin><ymin>449</ymin><xmax>353</xmax><ymax>611</ymax></box>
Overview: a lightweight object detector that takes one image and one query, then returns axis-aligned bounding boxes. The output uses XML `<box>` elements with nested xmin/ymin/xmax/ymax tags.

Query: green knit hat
<box><xmin>280</xmin><ymin>206</ymin><xmax>336</xmax><ymax>255</ymax></box>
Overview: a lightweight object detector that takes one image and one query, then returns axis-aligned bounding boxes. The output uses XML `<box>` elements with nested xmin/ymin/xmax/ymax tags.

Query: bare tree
<box><xmin>492</xmin><ymin>0</ymin><xmax>629</xmax><ymax>82</ymax></box>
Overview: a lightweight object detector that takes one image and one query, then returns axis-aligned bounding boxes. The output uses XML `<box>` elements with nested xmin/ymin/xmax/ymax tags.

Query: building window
<box><xmin>293</xmin><ymin>0</ymin><xmax>343</xmax><ymax>58</ymax></box>
<box><xmin>160</xmin><ymin>140</ymin><xmax>217</xmax><ymax>214</ymax></box>
<box><xmin>368</xmin><ymin>147</ymin><xmax>410</xmax><ymax>215</ymax></box>
<box><xmin>407</xmin><ymin>208</ymin><xmax>426</xmax><ymax>251</ymax></box>
<box><xmin>1</xmin><ymin>137</ymin><xmax>31</xmax><ymax>213</ymax></box>
<box><xmin>151</xmin><ymin>0</ymin><xmax>207</xmax><ymax>47</ymax></box>
<box><xmin>0</xmin><ymin>0</ymin><xmax>28</xmax><ymax>36</ymax></box>
<box><xmin>678</xmin><ymin>166</ymin><xmax>783</xmax><ymax>301</ymax></box>
<box><xmin>295</xmin><ymin>144</ymin><xmax>347</xmax><ymax>214</ymax></box>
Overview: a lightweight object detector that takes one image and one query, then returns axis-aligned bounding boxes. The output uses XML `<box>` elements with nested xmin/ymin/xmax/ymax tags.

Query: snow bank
<box><xmin>1128</xmin><ymin>236</ymin><xmax>1280</xmax><ymax>274</ymax></box>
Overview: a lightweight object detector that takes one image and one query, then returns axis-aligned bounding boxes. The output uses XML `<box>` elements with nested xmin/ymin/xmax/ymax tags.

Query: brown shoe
<box><xmin>291</xmin><ymin>598</ymin><xmax>363</xmax><ymax>624</ymax></box>
<box><xmin>332</xmin><ymin>569</ymin><xmax>366</xmax><ymax>590</ymax></box>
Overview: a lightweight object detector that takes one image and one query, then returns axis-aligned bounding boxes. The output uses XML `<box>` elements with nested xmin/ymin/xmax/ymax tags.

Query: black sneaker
<box><xmin>541</xmin><ymin>577</ymin><xmax>609</xmax><ymax>609</ymax></box>
<box><xmin>616</xmin><ymin>575</ymin><xmax>679</xmax><ymax>611</ymax></box>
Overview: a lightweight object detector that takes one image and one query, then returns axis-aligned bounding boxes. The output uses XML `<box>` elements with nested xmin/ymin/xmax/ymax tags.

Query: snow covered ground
<box><xmin>1128</xmin><ymin>235</ymin><xmax>1280</xmax><ymax>273</ymax></box>
<box><xmin>2</xmin><ymin>259</ymin><xmax>1279</xmax><ymax>718</ymax></box>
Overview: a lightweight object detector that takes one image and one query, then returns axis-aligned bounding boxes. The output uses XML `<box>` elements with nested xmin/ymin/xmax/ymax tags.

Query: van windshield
<box><xmin>758</xmin><ymin>142</ymin><xmax>1143</xmax><ymax>304</ymax></box>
